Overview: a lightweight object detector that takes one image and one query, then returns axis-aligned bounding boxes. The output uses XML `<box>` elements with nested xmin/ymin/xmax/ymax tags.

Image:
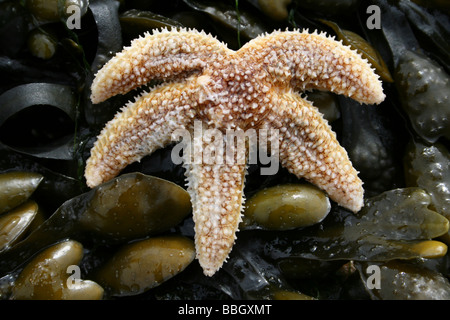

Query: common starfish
<box><xmin>85</xmin><ymin>28</ymin><xmax>385</xmax><ymax>276</ymax></box>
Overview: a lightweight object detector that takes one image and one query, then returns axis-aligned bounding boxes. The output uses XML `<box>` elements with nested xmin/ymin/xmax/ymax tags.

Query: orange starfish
<box><xmin>85</xmin><ymin>28</ymin><xmax>385</xmax><ymax>276</ymax></box>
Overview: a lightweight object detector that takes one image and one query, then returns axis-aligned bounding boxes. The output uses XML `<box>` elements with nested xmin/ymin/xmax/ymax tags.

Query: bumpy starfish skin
<box><xmin>85</xmin><ymin>81</ymin><xmax>198</xmax><ymax>187</ymax></box>
<box><xmin>266</xmin><ymin>93</ymin><xmax>364</xmax><ymax>212</ymax></box>
<box><xmin>183</xmin><ymin>135</ymin><xmax>247</xmax><ymax>276</ymax></box>
<box><xmin>85</xmin><ymin>28</ymin><xmax>385</xmax><ymax>276</ymax></box>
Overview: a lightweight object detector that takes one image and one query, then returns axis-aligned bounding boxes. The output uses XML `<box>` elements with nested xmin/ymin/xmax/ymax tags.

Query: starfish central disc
<box><xmin>85</xmin><ymin>28</ymin><xmax>385</xmax><ymax>276</ymax></box>
<box><xmin>194</xmin><ymin>58</ymin><xmax>272</xmax><ymax>130</ymax></box>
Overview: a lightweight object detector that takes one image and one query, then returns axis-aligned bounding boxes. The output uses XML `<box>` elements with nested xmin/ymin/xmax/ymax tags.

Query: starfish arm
<box><xmin>239</xmin><ymin>29</ymin><xmax>385</xmax><ymax>105</ymax></box>
<box><xmin>183</xmin><ymin>135</ymin><xmax>247</xmax><ymax>276</ymax></box>
<box><xmin>91</xmin><ymin>28</ymin><xmax>230</xmax><ymax>104</ymax></box>
<box><xmin>85</xmin><ymin>81</ymin><xmax>197</xmax><ymax>188</ymax></box>
<box><xmin>264</xmin><ymin>92</ymin><xmax>364</xmax><ymax>212</ymax></box>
